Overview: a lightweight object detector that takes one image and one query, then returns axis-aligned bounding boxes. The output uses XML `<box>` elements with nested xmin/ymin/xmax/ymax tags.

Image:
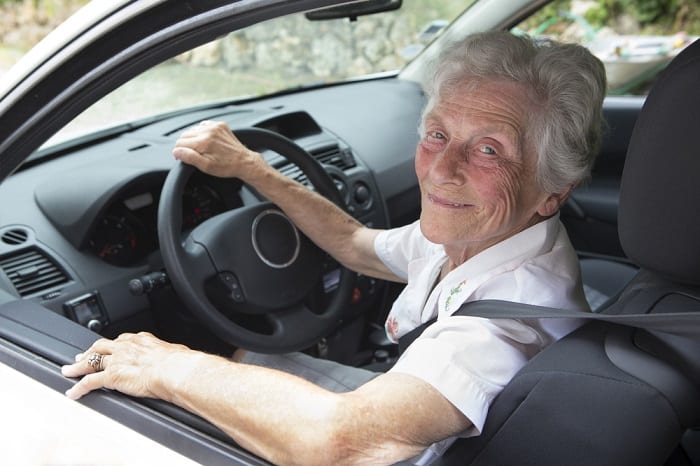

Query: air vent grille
<box><xmin>1</xmin><ymin>228</ymin><xmax>29</xmax><ymax>246</ymax></box>
<box><xmin>278</xmin><ymin>146</ymin><xmax>355</xmax><ymax>185</ymax></box>
<box><xmin>314</xmin><ymin>146</ymin><xmax>356</xmax><ymax>170</ymax></box>
<box><xmin>0</xmin><ymin>248</ymin><xmax>70</xmax><ymax>297</ymax></box>
<box><xmin>279</xmin><ymin>164</ymin><xmax>307</xmax><ymax>184</ymax></box>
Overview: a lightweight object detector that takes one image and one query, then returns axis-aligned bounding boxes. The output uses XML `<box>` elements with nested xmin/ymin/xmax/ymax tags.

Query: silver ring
<box><xmin>87</xmin><ymin>352</ymin><xmax>105</xmax><ymax>372</ymax></box>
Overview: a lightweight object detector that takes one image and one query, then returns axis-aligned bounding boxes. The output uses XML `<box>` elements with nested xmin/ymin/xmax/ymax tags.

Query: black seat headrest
<box><xmin>619</xmin><ymin>38</ymin><xmax>700</xmax><ymax>286</ymax></box>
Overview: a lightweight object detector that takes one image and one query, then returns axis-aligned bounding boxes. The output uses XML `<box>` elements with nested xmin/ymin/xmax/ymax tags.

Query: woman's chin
<box><xmin>419</xmin><ymin>217</ymin><xmax>464</xmax><ymax>245</ymax></box>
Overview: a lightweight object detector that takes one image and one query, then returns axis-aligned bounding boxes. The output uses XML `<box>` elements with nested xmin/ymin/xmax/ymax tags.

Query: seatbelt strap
<box><xmin>398</xmin><ymin>299</ymin><xmax>700</xmax><ymax>354</ymax></box>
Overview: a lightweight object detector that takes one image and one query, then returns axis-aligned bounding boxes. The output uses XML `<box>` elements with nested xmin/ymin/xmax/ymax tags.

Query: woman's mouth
<box><xmin>427</xmin><ymin>193</ymin><xmax>471</xmax><ymax>209</ymax></box>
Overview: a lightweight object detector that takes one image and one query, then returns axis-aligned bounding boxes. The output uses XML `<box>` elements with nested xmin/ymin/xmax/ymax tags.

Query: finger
<box><xmin>179</xmin><ymin>120</ymin><xmax>222</xmax><ymax>138</ymax></box>
<box><xmin>63</xmin><ymin>351</ymin><xmax>108</xmax><ymax>377</ymax></box>
<box><xmin>87</xmin><ymin>338</ymin><xmax>117</xmax><ymax>356</ymax></box>
<box><xmin>65</xmin><ymin>372</ymin><xmax>108</xmax><ymax>400</ymax></box>
<box><xmin>69</xmin><ymin>337</ymin><xmax>115</xmax><ymax>366</ymax></box>
<box><xmin>61</xmin><ymin>360</ymin><xmax>86</xmax><ymax>378</ymax></box>
<box><xmin>173</xmin><ymin>131</ymin><xmax>213</xmax><ymax>153</ymax></box>
<box><xmin>114</xmin><ymin>332</ymin><xmax>140</xmax><ymax>342</ymax></box>
<box><xmin>62</xmin><ymin>359</ymin><xmax>95</xmax><ymax>378</ymax></box>
<box><xmin>178</xmin><ymin>126</ymin><xmax>207</xmax><ymax>139</ymax></box>
<box><xmin>172</xmin><ymin>146</ymin><xmax>202</xmax><ymax>164</ymax></box>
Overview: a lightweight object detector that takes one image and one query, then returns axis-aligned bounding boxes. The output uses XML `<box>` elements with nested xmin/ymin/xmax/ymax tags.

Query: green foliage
<box><xmin>399</xmin><ymin>0</ymin><xmax>472</xmax><ymax>31</ymax></box>
<box><xmin>530</xmin><ymin>0</ymin><xmax>698</xmax><ymax>36</ymax></box>
<box><xmin>517</xmin><ymin>0</ymin><xmax>571</xmax><ymax>33</ymax></box>
<box><xmin>629</xmin><ymin>0</ymin><xmax>678</xmax><ymax>24</ymax></box>
<box><xmin>583</xmin><ymin>5</ymin><xmax>610</xmax><ymax>28</ymax></box>
<box><xmin>583</xmin><ymin>0</ymin><xmax>682</xmax><ymax>27</ymax></box>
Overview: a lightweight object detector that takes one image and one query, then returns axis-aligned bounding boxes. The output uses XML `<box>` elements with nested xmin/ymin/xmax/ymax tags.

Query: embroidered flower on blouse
<box><xmin>386</xmin><ymin>315</ymin><xmax>399</xmax><ymax>341</ymax></box>
<box><xmin>444</xmin><ymin>279</ymin><xmax>468</xmax><ymax>313</ymax></box>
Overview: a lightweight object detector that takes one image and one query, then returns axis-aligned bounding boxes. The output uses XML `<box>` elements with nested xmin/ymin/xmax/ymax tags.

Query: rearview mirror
<box><xmin>305</xmin><ymin>0</ymin><xmax>402</xmax><ymax>21</ymax></box>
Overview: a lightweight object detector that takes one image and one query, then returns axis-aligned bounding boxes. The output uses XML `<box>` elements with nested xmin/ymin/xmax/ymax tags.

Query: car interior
<box><xmin>0</xmin><ymin>1</ymin><xmax>698</xmax><ymax>465</ymax></box>
<box><xmin>443</xmin><ymin>39</ymin><xmax>700</xmax><ymax>466</ymax></box>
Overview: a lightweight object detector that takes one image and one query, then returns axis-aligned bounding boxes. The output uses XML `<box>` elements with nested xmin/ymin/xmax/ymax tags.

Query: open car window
<box><xmin>513</xmin><ymin>1</ymin><xmax>699</xmax><ymax>95</ymax></box>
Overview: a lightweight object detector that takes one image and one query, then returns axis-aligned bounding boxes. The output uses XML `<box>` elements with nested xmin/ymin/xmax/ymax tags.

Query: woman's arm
<box><xmin>62</xmin><ymin>333</ymin><xmax>470</xmax><ymax>466</ymax></box>
<box><xmin>171</xmin><ymin>121</ymin><xmax>400</xmax><ymax>283</ymax></box>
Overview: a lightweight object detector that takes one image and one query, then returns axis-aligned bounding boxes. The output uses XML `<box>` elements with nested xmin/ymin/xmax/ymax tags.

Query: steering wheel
<box><xmin>158</xmin><ymin>127</ymin><xmax>355</xmax><ymax>353</ymax></box>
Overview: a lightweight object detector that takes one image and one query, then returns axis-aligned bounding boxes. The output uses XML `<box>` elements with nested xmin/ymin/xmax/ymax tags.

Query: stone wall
<box><xmin>176</xmin><ymin>13</ymin><xmax>423</xmax><ymax>81</ymax></box>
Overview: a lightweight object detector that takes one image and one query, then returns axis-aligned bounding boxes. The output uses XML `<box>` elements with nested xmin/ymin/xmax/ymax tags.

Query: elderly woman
<box><xmin>62</xmin><ymin>31</ymin><xmax>606</xmax><ymax>465</ymax></box>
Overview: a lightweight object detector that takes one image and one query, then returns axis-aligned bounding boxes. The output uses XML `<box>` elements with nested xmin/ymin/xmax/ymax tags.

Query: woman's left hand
<box><xmin>61</xmin><ymin>332</ymin><xmax>200</xmax><ymax>401</ymax></box>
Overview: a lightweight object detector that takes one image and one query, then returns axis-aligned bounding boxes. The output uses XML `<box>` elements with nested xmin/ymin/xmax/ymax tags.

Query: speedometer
<box><xmin>88</xmin><ymin>214</ymin><xmax>139</xmax><ymax>266</ymax></box>
<box><xmin>182</xmin><ymin>183</ymin><xmax>225</xmax><ymax>230</ymax></box>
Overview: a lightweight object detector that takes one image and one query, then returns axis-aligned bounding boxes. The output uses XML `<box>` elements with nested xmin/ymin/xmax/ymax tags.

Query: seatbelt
<box><xmin>398</xmin><ymin>298</ymin><xmax>700</xmax><ymax>354</ymax></box>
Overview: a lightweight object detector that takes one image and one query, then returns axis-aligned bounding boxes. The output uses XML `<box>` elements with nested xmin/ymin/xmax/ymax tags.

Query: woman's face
<box><xmin>415</xmin><ymin>80</ymin><xmax>564</xmax><ymax>260</ymax></box>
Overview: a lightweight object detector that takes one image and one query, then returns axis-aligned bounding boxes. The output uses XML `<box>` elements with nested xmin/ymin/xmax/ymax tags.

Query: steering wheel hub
<box><xmin>251</xmin><ymin>209</ymin><xmax>300</xmax><ymax>269</ymax></box>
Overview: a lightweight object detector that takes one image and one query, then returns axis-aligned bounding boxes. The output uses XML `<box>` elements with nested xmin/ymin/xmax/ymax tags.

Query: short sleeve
<box><xmin>389</xmin><ymin>315</ymin><xmax>547</xmax><ymax>435</ymax></box>
<box><xmin>374</xmin><ymin>221</ymin><xmax>439</xmax><ymax>281</ymax></box>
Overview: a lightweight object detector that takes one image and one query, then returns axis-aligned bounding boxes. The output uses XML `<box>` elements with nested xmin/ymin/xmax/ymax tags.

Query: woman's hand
<box><xmin>61</xmin><ymin>332</ymin><xmax>203</xmax><ymax>401</ymax></box>
<box><xmin>172</xmin><ymin>120</ymin><xmax>266</xmax><ymax>182</ymax></box>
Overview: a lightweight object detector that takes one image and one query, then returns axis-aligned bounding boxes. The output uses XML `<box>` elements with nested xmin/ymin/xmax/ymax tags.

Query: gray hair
<box><xmin>421</xmin><ymin>31</ymin><xmax>607</xmax><ymax>194</ymax></box>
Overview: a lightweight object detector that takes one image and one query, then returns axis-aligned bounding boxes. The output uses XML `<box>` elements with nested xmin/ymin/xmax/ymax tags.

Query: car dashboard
<box><xmin>0</xmin><ymin>77</ymin><xmax>425</xmax><ymax>340</ymax></box>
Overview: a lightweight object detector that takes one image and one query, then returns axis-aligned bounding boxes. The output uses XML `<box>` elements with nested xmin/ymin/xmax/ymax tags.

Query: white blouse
<box><xmin>374</xmin><ymin>213</ymin><xmax>589</xmax><ymax>436</ymax></box>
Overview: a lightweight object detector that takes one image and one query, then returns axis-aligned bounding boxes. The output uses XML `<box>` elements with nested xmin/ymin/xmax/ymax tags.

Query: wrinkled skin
<box><xmin>417</xmin><ymin>80</ymin><xmax>567</xmax><ymax>269</ymax></box>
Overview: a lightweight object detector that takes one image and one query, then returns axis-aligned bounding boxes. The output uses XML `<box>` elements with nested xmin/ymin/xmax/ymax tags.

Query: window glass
<box><xmin>48</xmin><ymin>1</ymin><xmax>468</xmax><ymax>146</ymax></box>
<box><xmin>514</xmin><ymin>0</ymin><xmax>699</xmax><ymax>95</ymax></box>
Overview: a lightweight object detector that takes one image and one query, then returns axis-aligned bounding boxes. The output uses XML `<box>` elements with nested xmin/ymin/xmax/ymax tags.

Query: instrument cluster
<box><xmin>88</xmin><ymin>178</ymin><xmax>230</xmax><ymax>267</ymax></box>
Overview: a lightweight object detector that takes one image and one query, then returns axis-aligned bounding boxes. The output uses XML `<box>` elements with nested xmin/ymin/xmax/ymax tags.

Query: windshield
<box><xmin>49</xmin><ymin>2</ymin><xmax>469</xmax><ymax>146</ymax></box>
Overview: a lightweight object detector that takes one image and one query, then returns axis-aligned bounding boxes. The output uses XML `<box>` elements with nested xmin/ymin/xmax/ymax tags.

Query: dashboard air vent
<box><xmin>278</xmin><ymin>146</ymin><xmax>355</xmax><ymax>185</ymax></box>
<box><xmin>313</xmin><ymin>146</ymin><xmax>356</xmax><ymax>170</ymax></box>
<box><xmin>1</xmin><ymin>228</ymin><xmax>29</xmax><ymax>246</ymax></box>
<box><xmin>278</xmin><ymin>164</ymin><xmax>307</xmax><ymax>185</ymax></box>
<box><xmin>0</xmin><ymin>248</ymin><xmax>70</xmax><ymax>297</ymax></box>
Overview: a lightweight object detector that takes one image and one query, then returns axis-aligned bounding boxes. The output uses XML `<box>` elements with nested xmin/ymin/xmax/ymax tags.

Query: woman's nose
<box><xmin>430</xmin><ymin>144</ymin><xmax>465</xmax><ymax>184</ymax></box>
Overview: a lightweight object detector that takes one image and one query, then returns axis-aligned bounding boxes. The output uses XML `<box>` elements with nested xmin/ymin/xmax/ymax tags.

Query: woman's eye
<box><xmin>427</xmin><ymin>130</ymin><xmax>446</xmax><ymax>140</ymax></box>
<box><xmin>478</xmin><ymin>145</ymin><xmax>496</xmax><ymax>155</ymax></box>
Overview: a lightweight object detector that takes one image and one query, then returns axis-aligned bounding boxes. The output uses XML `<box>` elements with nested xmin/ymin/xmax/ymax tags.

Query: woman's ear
<box><xmin>537</xmin><ymin>185</ymin><xmax>574</xmax><ymax>217</ymax></box>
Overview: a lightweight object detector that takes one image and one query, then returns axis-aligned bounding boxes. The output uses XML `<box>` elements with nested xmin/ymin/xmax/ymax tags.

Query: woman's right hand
<box><xmin>172</xmin><ymin>120</ymin><xmax>266</xmax><ymax>182</ymax></box>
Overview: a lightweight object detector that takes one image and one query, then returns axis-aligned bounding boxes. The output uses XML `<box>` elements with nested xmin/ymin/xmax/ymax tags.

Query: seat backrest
<box><xmin>433</xmin><ymin>38</ymin><xmax>700</xmax><ymax>466</ymax></box>
<box><xmin>618</xmin><ymin>38</ymin><xmax>700</xmax><ymax>287</ymax></box>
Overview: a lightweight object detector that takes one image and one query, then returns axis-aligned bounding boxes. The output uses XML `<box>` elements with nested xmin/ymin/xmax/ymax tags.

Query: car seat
<box><xmin>429</xmin><ymin>37</ymin><xmax>700</xmax><ymax>466</ymax></box>
<box><xmin>579</xmin><ymin>256</ymin><xmax>637</xmax><ymax>310</ymax></box>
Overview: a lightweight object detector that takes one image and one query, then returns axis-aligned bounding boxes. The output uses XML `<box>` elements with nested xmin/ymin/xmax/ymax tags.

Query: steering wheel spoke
<box><xmin>264</xmin><ymin>303</ymin><xmax>337</xmax><ymax>353</ymax></box>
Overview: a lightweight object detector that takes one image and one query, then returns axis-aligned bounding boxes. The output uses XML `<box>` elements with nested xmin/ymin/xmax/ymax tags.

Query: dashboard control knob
<box><xmin>128</xmin><ymin>271</ymin><xmax>169</xmax><ymax>295</ymax></box>
<box><xmin>87</xmin><ymin>319</ymin><xmax>103</xmax><ymax>333</ymax></box>
<box><xmin>128</xmin><ymin>279</ymin><xmax>144</xmax><ymax>295</ymax></box>
<box><xmin>353</xmin><ymin>183</ymin><xmax>370</xmax><ymax>205</ymax></box>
